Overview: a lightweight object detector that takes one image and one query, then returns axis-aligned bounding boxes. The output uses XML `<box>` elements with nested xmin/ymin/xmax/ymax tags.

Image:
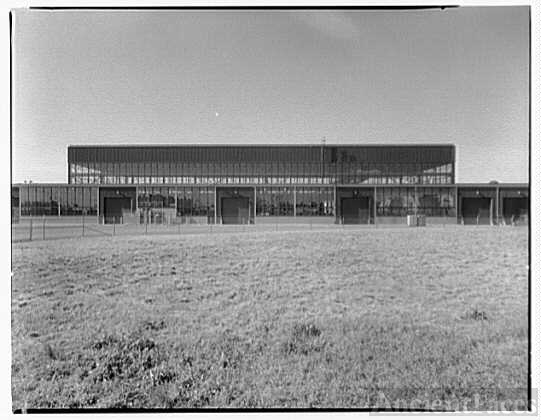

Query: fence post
<box><xmin>82</xmin><ymin>212</ymin><xmax>85</xmax><ymax>237</ymax></box>
<box><xmin>29</xmin><ymin>218</ymin><xmax>32</xmax><ymax>241</ymax></box>
<box><xmin>42</xmin><ymin>216</ymin><xmax>45</xmax><ymax>240</ymax></box>
<box><xmin>113</xmin><ymin>219</ymin><xmax>116</xmax><ymax>236</ymax></box>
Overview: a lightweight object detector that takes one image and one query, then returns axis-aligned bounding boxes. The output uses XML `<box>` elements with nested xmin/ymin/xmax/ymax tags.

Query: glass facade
<box><xmin>19</xmin><ymin>185</ymin><xmax>98</xmax><ymax>216</ymax></box>
<box><xmin>254</xmin><ymin>187</ymin><xmax>335</xmax><ymax>217</ymax></box>
<box><xmin>256</xmin><ymin>187</ymin><xmax>294</xmax><ymax>216</ymax></box>
<box><xmin>13</xmin><ymin>183</ymin><xmax>530</xmax><ymax>225</ymax></box>
<box><xmin>295</xmin><ymin>187</ymin><xmax>334</xmax><ymax>216</ymax></box>
<box><xmin>68</xmin><ymin>145</ymin><xmax>455</xmax><ymax>186</ymax></box>
<box><xmin>376</xmin><ymin>187</ymin><xmax>456</xmax><ymax>217</ymax></box>
<box><xmin>25</xmin><ymin>144</ymin><xmax>532</xmax><ymax>223</ymax></box>
<box><xmin>136</xmin><ymin>186</ymin><xmax>215</xmax><ymax>217</ymax></box>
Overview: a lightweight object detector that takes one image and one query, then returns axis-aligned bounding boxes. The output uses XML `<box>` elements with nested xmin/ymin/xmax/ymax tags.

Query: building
<box><xmin>11</xmin><ymin>144</ymin><xmax>529</xmax><ymax>226</ymax></box>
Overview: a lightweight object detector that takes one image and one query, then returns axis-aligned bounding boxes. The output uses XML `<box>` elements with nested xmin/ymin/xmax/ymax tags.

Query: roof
<box><xmin>12</xmin><ymin>183</ymin><xmax>528</xmax><ymax>188</ymax></box>
<box><xmin>67</xmin><ymin>143</ymin><xmax>456</xmax><ymax>149</ymax></box>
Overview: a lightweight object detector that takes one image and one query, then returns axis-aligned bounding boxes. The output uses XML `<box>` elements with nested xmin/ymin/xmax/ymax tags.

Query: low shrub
<box><xmin>462</xmin><ymin>309</ymin><xmax>488</xmax><ymax>321</ymax></box>
<box><xmin>282</xmin><ymin>322</ymin><xmax>326</xmax><ymax>356</ymax></box>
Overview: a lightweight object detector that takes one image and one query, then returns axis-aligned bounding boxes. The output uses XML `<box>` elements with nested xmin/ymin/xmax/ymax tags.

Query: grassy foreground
<box><xmin>11</xmin><ymin>227</ymin><xmax>528</xmax><ymax>410</ymax></box>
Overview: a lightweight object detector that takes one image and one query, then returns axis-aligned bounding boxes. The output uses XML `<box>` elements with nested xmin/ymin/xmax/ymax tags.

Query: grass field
<box><xmin>11</xmin><ymin>226</ymin><xmax>529</xmax><ymax>410</ymax></box>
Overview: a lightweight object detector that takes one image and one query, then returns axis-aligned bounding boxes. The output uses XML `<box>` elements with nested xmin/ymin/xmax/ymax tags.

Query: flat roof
<box><xmin>12</xmin><ymin>183</ymin><xmax>528</xmax><ymax>188</ymax></box>
<box><xmin>67</xmin><ymin>143</ymin><xmax>456</xmax><ymax>148</ymax></box>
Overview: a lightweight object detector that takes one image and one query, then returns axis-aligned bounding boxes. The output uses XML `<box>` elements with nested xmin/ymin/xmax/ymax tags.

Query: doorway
<box><xmin>341</xmin><ymin>197</ymin><xmax>370</xmax><ymax>224</ymax></box>
<box><xmin>221</xmin><ymin>197</ymin><xmax>250</xmax><ymax>224</ymax></box>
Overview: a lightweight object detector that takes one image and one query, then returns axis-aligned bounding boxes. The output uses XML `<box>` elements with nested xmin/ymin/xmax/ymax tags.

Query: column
<box><xmin>253</xmin><ymin>186</ymin><xmax>257</xmax><ymax>225</ymax></box>
<box><xmin>414</xmin><ymin>185</ymin><xmax>418</xmax><ymax>218</ymax></box>
<box><xmin>455</xmin><ymin>185</ymin><xmax>459</xmax><ymax>224</ymax></box>
<box><xmin>97</xmin><ymin>186</ymin><xmax>100</xmax><ymax>224</ymax></box>
<box><xmin>495</xmin><ymin>186</ymin><xmax>500</xmax><ymax>225</ymax></box>
<box><xmin>489</xmin><ymin>197</ymin><xmax>494</xmax><ymax>226</ymax></box>
<box><xmin>373</xmin><ymin>186</ymin><xmax>377</xmax><ymax>226</ymax></box>
<box><xmin>214</xmin><ymin>186</ymin><xmax>218</xmax><ymax>224</ymax></box>
<box><xmin>174</xmin><ymin>188</ymin><xmax>178</xmax><ymax>219</ymax></box>
<box><xmin>293</xmin><ymin>186</ymin><xmax>297</xmax><ymax>220</ymax></box>
<box><xmin>333</xmin><ymin>185</ymin><xmax>337</xmax><ymax>223</ymax></box>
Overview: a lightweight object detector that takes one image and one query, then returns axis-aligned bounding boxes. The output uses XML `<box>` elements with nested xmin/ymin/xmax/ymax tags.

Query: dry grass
<box><xmin>11</xmin><ymin>226</ymin><xmax>529</xmax><ymax>410</ymax></box>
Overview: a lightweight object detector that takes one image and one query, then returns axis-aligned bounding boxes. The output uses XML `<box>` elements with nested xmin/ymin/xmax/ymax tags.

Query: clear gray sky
<box><xmin>12</xmin><ymin>7</ymin><xmax>529</xmax><ymax>183</ymax></box>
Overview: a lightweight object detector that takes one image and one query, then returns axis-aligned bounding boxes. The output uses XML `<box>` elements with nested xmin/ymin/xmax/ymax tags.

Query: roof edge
<box><xmin>67</xmin><ymin>143</ymin><xmax>457</xmax><ymax>148</ymax></box>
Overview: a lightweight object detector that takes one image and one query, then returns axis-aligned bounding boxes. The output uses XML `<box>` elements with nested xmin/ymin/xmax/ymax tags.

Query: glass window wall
<box><xmin>376</xmin><ymin>187</ymin><xmax>456</xmax><ymax>217</ymax></box>
<box><xmin>68</xmin><ymin>146</ymin><xmax>454</xmax><ymax>186</ymax></box>
<box><xmin>19</xmin><ymin>186</ymin><xmax>98</xmax><ymax>216</ymax></box>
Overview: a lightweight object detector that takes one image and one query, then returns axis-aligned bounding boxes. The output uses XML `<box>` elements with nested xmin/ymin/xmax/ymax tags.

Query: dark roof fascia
<box><xmin>67</xmin><ymin>143</ymin><xmax>456</xmax><ymax>149</ymax></box>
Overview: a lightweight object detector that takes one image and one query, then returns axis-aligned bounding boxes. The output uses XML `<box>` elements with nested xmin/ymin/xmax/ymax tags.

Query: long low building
<box><xmin>11</xmin><ymin>144</ymin><xmax>529</xmax><ymax>226</ymax></box>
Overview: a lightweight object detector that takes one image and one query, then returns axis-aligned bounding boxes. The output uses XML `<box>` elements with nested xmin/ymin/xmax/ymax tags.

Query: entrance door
<box><xmin>341</xmin><ymin>197</ymin><xmax>370</xmax><ymax>224</ymax></box>
<box><xmin>221</xmin><ymin>197</ymin><xmax>250</xmax><ymax>224</ymax></box>
<box><xmin>503</xmin><ymin>197</ymin><xmax>528</xmax><ymax>225</ymax></box>
<box><xmin>104</xmin><ymin>197</ymin><xmax>131</xmax><ymax>224</ymax></box>
<box><xmin>461</xmin><ymin>197</ymin><xmax>491</xmax><ymax>225</ymax></box>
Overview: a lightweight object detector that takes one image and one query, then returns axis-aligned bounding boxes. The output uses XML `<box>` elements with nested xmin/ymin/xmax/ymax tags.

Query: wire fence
<box><xmin>10</xmin><ymin>214</ymin><xmax>507</xmax><ymax>243</ymax></box>
<box><xmin>9</xmin><ymin>218</ymin><xmax>347</xmax><ymax>242</ymax></box>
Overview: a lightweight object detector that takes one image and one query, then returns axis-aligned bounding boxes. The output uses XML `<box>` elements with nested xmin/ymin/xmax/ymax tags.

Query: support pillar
<box><xmin>135</xmin><ymin>186</ymin><xmax>140</xmax><ymax>224</ymax></box>
<box><xmin>174</xmin><ymin>188</ymin><xmax>178</xmax><ymax>222</ymax></box>
<box><xmin>495</xmin><ymin>186</ymin><xmax>500</xmax><ymax>225</ymax></box>
<box><xmin>373</xmin><ymin>186</ymin><xmax>377</xmax><ymax>226</ymax></box>
<box><xmin>333</xmin><ymin>185</ymin><xmax>337</xmax><ymax>224</ymax></box>
<box><xmin>214</xmin><ymin>186</ymin><xmax>218</xmax><ymax>224</ymax></box>
<box><xmin>293</xmin><ymin>186</ymin><xmax>297</xmax><ymax>219</ymax></box>
<box><xmin>489</xmin><ymin>197</ymin><xmax>494</xmax><ymax>226</ymax></box>
<box><xmin>455</xmin><ymin>185</ymin><xmax>459</xmax><ymax>225</ymax></box>
<box><xmin>97</xmin><ymin>186</ymin><xmax>100</xmax><ymax>224</ymax></box>
<box><xmin>414</xmin><ymin>185</ymin><xmax>418</xmax><ymax>219</ymax></box>
<box><xmin>253</xmin><ymin>186</ymin><xmax>257</xmax><ymax>225</ymax></box>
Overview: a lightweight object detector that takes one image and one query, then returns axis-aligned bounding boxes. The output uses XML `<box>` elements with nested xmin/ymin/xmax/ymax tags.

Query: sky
<box><xmin>11</xmin><ymin>7</ymin><xmax>529</xmax><ymax>183</ymax></box>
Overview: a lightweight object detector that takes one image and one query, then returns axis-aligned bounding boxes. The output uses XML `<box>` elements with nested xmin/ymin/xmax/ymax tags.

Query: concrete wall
<box><xmin>177</xmin><ymin>216</ymin><xmax>210</xmax><ymax>225</ymax></box>
<box><xmin>375</xmin><ymin>216</ymin><xmax>406</xmax><ymax>225</ymax></box>
<box><xmin>425</xmin><ymin>216</ymin><xmax>458</xmax><ymax>225</ymax></box>
<box><xmin>254</xmin><ymin>216</ymin><xmax>335</xmax><ymax>225</ymax></box>
<box><xmin>14</xmin><ymin>215</ymin><xmax>469</xmax><ymax>227</ymax></box>
<box><xmin>375</xmin><ymin>216</ymin><xmax>458</xmax><ymax>225</ymax></box>
<box><xmin>19</xmin><ymin>215</ymin><xmax>100</xmax><ymax>225</ymax></box>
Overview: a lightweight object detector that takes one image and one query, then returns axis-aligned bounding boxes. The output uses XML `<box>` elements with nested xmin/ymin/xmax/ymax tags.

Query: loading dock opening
<box><xmin>461</xmin><ymin>197</ymin><xmax>492</xmax><ymax>225</ymax></box>
<box><xmin>99</xmin><ymin>187</ymin><xmax>137</xmax><ymax>224</ymax></box>
<box><xmin>341</xmin><ymin>197</ymin><xmax>371</xmax><ymax>224</ymax></box>
<box><xmin>502</xmin><ymin>197</ymin><xmax>529</xmax><ymax>225</ymax></box>
<box><xmin>221</xmin><ymin>197</ymin><xmax>250</xmax><ymax>224</ymax></box>
<box><xmin>216</xmin><ymin>187</ymin><xmax>254</xmax><ymax>224</ymax></box>
<box><xmin>103</xmin><ymin>197</ymin><xmax>132</xmax><ymax>224</ymax></box>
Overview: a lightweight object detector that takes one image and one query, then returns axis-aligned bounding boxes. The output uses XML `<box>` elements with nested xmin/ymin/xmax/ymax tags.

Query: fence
<box><xmin>12</xmin><ymin>216</ymin><xmax>341</xmax><ymax>242</ymax></box>
<box><xmin>11</xmin><ymin>214</ymin><xmax>525</xmax><ymax>243</ymax></box>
